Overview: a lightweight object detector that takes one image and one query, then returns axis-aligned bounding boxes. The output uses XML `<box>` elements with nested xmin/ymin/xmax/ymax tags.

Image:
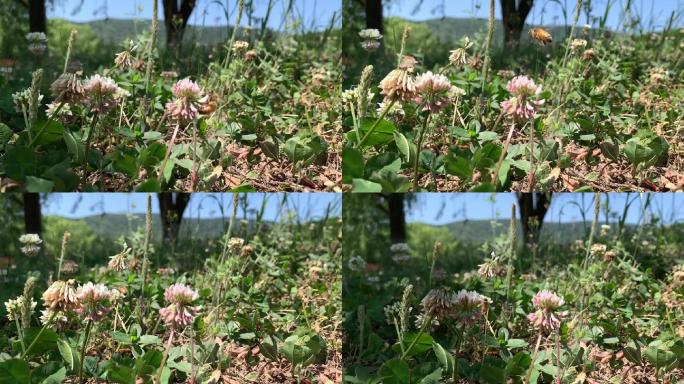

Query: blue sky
<box><xmin>386</xmin><ymin>0</ymin><xmax>683</xmax><ymax>30</ymax></box>
<box><xmin>42</xmin><ymin>193</ymin><xmax>341</xmax><ymax>222</ymax></box>
<box><xmin>48</xmin><ymin>0</ymin><xmax>341</xmax><ymax>29</ymax></box>
<box><xmin>407</xmin><ymin>193</ymin><xmax>684</xmax><ymax>225</ymax></box>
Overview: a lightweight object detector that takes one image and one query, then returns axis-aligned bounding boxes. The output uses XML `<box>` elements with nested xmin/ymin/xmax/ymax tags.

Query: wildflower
<box><xmin>228</xmin><ymin>237</ymin><xmax>245</xmax><ymax>253</ymax></box>
<box><xmin>76</xmin><ymin>282</ymin><xmax>114</xmax><ymax>321</ymax></box>
<box><xmin>244</xmin><ymin>49</ymin><xmax>257</xmax><ymax>61</ymax></box>
<box><xmin>51</xmin><ymin>72</ymin><xmax>85</xmax><ymax>104</ymax></box>
<box><xmin>432</xmin><ymin>268</ymin><xmax>447</xmax><ymax>281</ymax></box>
<box><xmin>390</xmin><ymin>242</ymin><xmax>411</xmax><ymax>263</ymax></box>
<box><xmin>570</xmin><ymin>38</ymin><xmax>587</xmax><ymax>53</ymax></box>
<box><xmin>590</xmin><ymin>243</ymin><xmax>607</xmax><ymax>258</ymax></box>
<box><xmin>19</xmin><ymin>234</ymin><xmax>42</xmax><ymax>256</ymax></box>
<box><xmin>500</xmin><ymin>75</ymin><xmax>544</xmax><ymax>121</ymax></box>
<box><xmin>232</xmin><ymin>40</ymin><xmax>249</xmax><ymax>52</ymax></box>
<box><xmin>582</xmin><ymin>48</ymin><xmax>595</xmax><ymax>61</ymax></box>
<box><xmin>46</xmin><ymin>102</ymin><xmax>72</xmax><ymax>118</ymax></box>
<box><xmin>497</xmin><ymin>69</ymin><xmax>515</xmax><ymax>79</ymax></box>
<box><xmin>108</xmin><ymin>243</ymin><xmax>131</xmax><ymax>272</ymax></box>
<box><xmin>452</xmin><ymin>290</ymin><xmax>490</xmax><ymax>324</ymax></box>
<box><xmin>159</xmin><ymin>283</ymin><xmax>200</xmax><ymax>329</ymax></box>
<box><xmin>376</xmin><ymin>100</ymin><xmax>405</xmax><ymax>117</ymax></box>
<box><xmin>13</xmin><ymin>89</ymin><xmax>43</xmax><ymax>115</ymax></box>
<box><xmin>378</xmin><ymin>56</ymin><xmax>417</xmax><ymax>102</ymax></box>
<box><xmin>527</xmin><ymin>290</ymin><xmax>567</xmax><ymax>333</ymax></box>
<box><xmin>157</xmin><ymin>267</ymin><xmax>175</xmax><ymax>275</ymax></box>
<box><xmin>83</xmin><ymin>74</ymin><xmax>128</xmax><ymax>114</ymax></box>
<box><xmin>603</xmin><ymin>250</ymin><xmax>616</xmax><ymax>262</ymax></box>
<box><xmin>478</xmin><ymin>253</ymin><xmax>505</xmax><ymax>279</ymax></box>
<box><xmin>600</xmin><ymin>224</ymin><xmax>611</xmax><ymax>236</ymax></box>
<box><xmin>26</xmin><ymin>32</ymin><xmax>47</xmax><ymax>55</ymax></box>
<box><xmin>42</xmin><ymin>279</ymin><xmax>78</xmax><ymax>312</ymax></box>
<box><xmin>347</xmin><ymin>255</ymin><xmax>367</xmax><ymax>272</ymax></box>
<box><xmin>421</xmin><ymin>288</ymin><xmax>454</xmax><ymax>319</ymax></box>
<box><xmin>413</xmin><ymin>71</ymin><xmax>453</xmax><ymax>113</ymax></box>
<box><xmin>40</xmin><ymin>308</ymin><xmax>67</xmax><ymax>326</ymax></box>
<box><xmin>165</xmin><ymin>78</ymin><xmax>203</xmax><ymax>122</ymax></box>
<box><xmin>5</xmin><ymin>296</ymin><xmax>36</xmax><ymax>322</ymax></box>
<box><xmin>359</xmin><ymin>28</ymin><xmax>382</xmax><ymax>51</ymax></box>
<box><xmin>60</xmin><ymin>260</ymin><xmax>79</xmax><ymax>275</ymax></box>
<box><xmin>114</xmin><ymin>50</ymin><xmax>133</xmax><ymax>70</ymax></box>
<box><xmin>240</xmin><ymin>245</ymin><xmax>253</xmax><ymax>257</ymax></box>
<box><xmin>449</xmin><ymin>37</ymin><xmax>472</xmax><ymax>67</ymax></box>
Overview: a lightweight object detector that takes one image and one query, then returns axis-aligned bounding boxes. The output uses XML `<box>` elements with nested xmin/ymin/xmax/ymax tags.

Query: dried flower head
<box><xmin>414</xmin><ymin>71</ymin><xmax>453</xmax><ymax>112</ymax></box>
<box><xmin>19</xmin><ymin>234</ymin><xmax>42</xmax><ymax>256</ymax></box>
<box><xmin>42</xmin><ymin>279</ymin><xmax>78</xmax><ymax>312</ymax></box>
<box><xmin>570</xmin><ymin>39</ymin><xmax>588</xmax><ymax>53</ymax></box>
<box><xmin>228</xmin><ymin>237</ymin><xmax>245</xmax><ymax>253</ymax></box>
<box><xmin>60</xmin><ymin>260</ymin><xmax>79</xmax><ymax>275</ymax></box>
<box><xmin>582</xmin><ymin>48</ymin><xmax>595</xmax><ymax>61</ymax></box>
<box><xmin>421</xmin><ymin>289</ymin><xmax>454</xmax><ymax>319</ymax></box>
<box><xmin>379</xmin><ymin>57</ymin><xmax>418</xmax><ymax>102</ymax></box>
<box><xmin>527</xmin><ymin>290</ymin><xmax>567</xmax><ymax>333</ymax></box>
<box><xmin>500</xmin><ymin>75</ymin><xmax>544</xmax><ymax>120</ymax></box>
<box><xmin>452</xmin><ymin>290</ymin><xmax>491</xmax><ymax>324</ymax></box>
<box><xmin>108</xmin><ymin>243</ymin><xmax>131</xmax><ymax>272</ymax></box>
<box><xmin>244</xmin><ymin>49</ymin><xmax>258</xmax><ymax>61</ymax></box>
<box><xmin>449</xmin><ymin>37</ymin><xmax>472</xmax><ymax>67</ymax></box>
<box><xmin>51</xmin><ymin>72</ymin><xmax>85</xmax><ymax>104</ymax></box>
<box><xmin>159</xmin><ymin>283</ymin><xmax>200</xmax><ymax>329</ymax></box>
<box><xmin>161</xmin><ymin>70</ymin><xmax>178</xmax><ymax>80</ymax></box>
<box><xmin>478</xmin><ymin>253</ymin><xmax>505</xmax><ymax>279</ymax></box>
<box><xmin>232</xmin><ymin>40</ymin><xmax>249</xmax><ymax>52</ymax></box>
<box><xmin>165</xmin><ymin>78</ymin><xmax>203</xmax><ymax>122</ymax></box>
<box><xmin>240</xmin><ymin>245</ymin><xmax>253</xmax><ymax>257</ymax></box>
<box><xmin>76</xmin><ymin>282</ymin><xmax>114</xmax><ymax>321</ymax></box>
<box><xmin>83</xmin><ymin>74</ymin><xmax>128</xmax><ymax>114</ymax></box>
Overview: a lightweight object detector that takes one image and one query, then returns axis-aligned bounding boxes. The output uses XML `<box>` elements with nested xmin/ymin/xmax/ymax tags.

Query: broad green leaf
<box><xmin>25</xmin><ymin>176</ymin><xmax>54</xmax><ymax>192</ymax></box>
<box><xmin>400</xmin><ymin>332</ymin><xmax>433</xmax><ymax>358</ymax></box>
<box><xmin>394</xmin><ymin>131</ymin><xmax>410</xmax><ymax>161</ymax></box>
<box><xmin>342</xmin><ymin>147</ymin><xmax>364</xmax><ymax>183</ymax></box>
<box><xmin>352</xmin><ymin>178</ymin><xmax>382</xmax><ymax>193</ymax></box>
<box><xmin>379</xmin><ymin>359</ymin><xmax>409</xmax><ymax>384</ymax></box>
<box><xmin>432</xmin><ymin>342</ymin><xmax>455</xmax><ymax>377</ymax></box>
<box><xmin>4</xmin><ymin>146</ymin><xmax>37</xmax><ymax>181</ymax></box>
<box><xmin>0</xmin><ymin>359</ymin><xmax>30</xmax><ymax>384</ymax></box>
<box><xmin>346</xmin><ymin>118</ymin><xmax>397</xmax><ymax>147</ymax></box>
<box><xmin>57</xmin><ymin>339</ymin><xmax>74</xmax><ymax>370</ymax></box>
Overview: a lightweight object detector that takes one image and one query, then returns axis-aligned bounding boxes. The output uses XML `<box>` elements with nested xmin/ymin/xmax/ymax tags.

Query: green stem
<box><xmin>15</xmin><ymin>318</ymin><xmax>26</xmax><ymax>354</ymax></box>
<box><xmin>155</xmin><ymin>330</ymin><xmax>174</xmax><ymax>384</ymax></box>
<box><xmin>81</xmin><ymin>113</ymin><xmax>100</xmax><ymax>188</ymax></box>
<box><xmin>78</xmin><ymin>320</ymin><xmax>93</xmax><ymax>384</ymax></box>
<box><xmin>357</xmin><ymin>99</ymin><xmax>396</xmax><ymax>148</ymax></box>
<box><xmin>157</xmin><ymin>122</ymin><xmax>183</xmax><ymax>185</ymax></box>
<box><xmin>28</xmin><ymin>101</ymin><xmax>66</xmax><ymax>147</ymax></box>
<box><xmin>21</xmin><ymin>312</ymin><xmax>55</xmax><ymax>359</ymax></box>
<box><xmin>400</xmin><ymin>315</ymin><xmax>431</xmax><ymax>361</ymax></box>
<box><xmin>524</xmin><ymin>333</ymin><xmax>543</xmax><ymax>384</ymax></box>
<box><xmin>412</xmin><ymin>112</ymin><xmax>432</xmax><ymax>191</ymax></box>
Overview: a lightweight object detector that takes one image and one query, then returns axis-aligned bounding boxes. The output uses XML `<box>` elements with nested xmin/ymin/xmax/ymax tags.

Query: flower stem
<box><xmin>155</xmin><ymin>330</ymin><xmax>174</xmax><ymax>384</ymax></box>
<box><xmin>14</xmin><ymin>318</ymin><xmax>26</xmax><ymax>354</ymax></box>
<box><xmin>524</xmin><ymin>333</ymin><xmax>543</xmax><ymax>384</ymax></box>
<box><xmin>28</xmin><ymin>101</ymin><xmax>66</xmax><ymax>148</ymax></box>
<box><xmin>400</xmin><ymin>315</ymin><xmax>431</xmax><ymax>361</ymax></box>
<box><xmin>81</xmin><ymin>113</ymin><xmax>100</xmax><ymax>188</ymax></box>
<box><xmin>492</xmin><ymin>122</ymin><xmax>516</xmax><ymax>189</ymax></box>
<box><xmin>21</xmin><ymin>312</ymin><xmax>55</xmax><ymax>359</ymax></box>
<box><xmin>412</xmin><ymin>112</ymin><xmax>432</xmax><ymax>191</ymax></box>
<box><xmin>78</xmin><ymin>320</ymin><xmax>93</xmax><ymax>384</ymax></box>
<box><xmin>526</xmin><ymin>121</ymin><xmax>536</xmax><ymax>192</ymax></box>
<box><xmin>357</xmin><ymin>99</ymin><xmax>396</xmax><ymax>148</ymax></box>
<box><xmin>157</xmin><ymin>122</ymin><xmax>183</xmax><ymax>183</ymax></box>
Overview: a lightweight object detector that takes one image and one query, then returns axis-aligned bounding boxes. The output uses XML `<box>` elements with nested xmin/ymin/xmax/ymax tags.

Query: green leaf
<box><xmin>624</xmin><ymin>339</ymin><xmax>641</xmax><ymax>365</ymax></box>
<box><xmin>260</xmin><ymin>335</ymin><xmax>279</xmax><ymax>361</ymax></box>
<box><xmin>432</xmin><ymin>342</ymin><xmax>455</xmax><ymax>377</ymax></box>
<box><xmin>228</xmin><ymin>183</ymin><xmax>256</xmax><ymax>192</ymax></box>
<box><xmin>4</xmin><ymin>146</ymin><xmax>37</xmax><ymax>181</ymax></box>
<box><xmin>0</xmin><ymin>123</ymin><xmax>12</xmax><ymax>151</ymax></box>
<box><xmin>63</xmin><ymin>131</ymin><xmax>85</xmax><ymax>163</ymax></box>
<box><xmin>506</xmin><ymin>339</ymin><xmax>529</xmax><ymax>349</ymax></box>
<box><xmin>379</xmin><ymin>359</ymin><xmax>410</xmax><ymax>384</ymax></box>
<box><xmin>342</xmin><ymin>147</ymin><xmax>364</xmax><ymax>183</ymax></box>
<box><xmin>32</xmin><ymin>120</ymin><xmax>65</xmax><ymax>146</ymax></box>
<box><xmin>135</xmin><ymin>178</ymin><xmax>161</xmax><ymax>192</ymax></box>
<box><xmin>25</xmin><ymin>176</ymin><xmax>54</xmax><ymax>192</ymax></box>
<box><xmin>106</xmin><ymin>363</ymin><xmax>135</xmax><ymax>384</ymax></box>
<box><xmin>645</xmin><ymin>341</ymin><xmax>677</xmax><ymax>370</ymax></box>
<box><xmin>444</xmin><ymin>154</ymin><xmax>472</xmax><ymax>180</ymax></box>
<box><xmin>23</xmin><ymin>328</ymin><xmax>59</xmax><ymax>356</ymax></box>
<box><xmin>57</xmin><ymin>339</ymin><xmax>74</xmax><ymax>370</ymax></box>
<box><xmin>259</xmin><ymin>137</ymin><xmax>280</xmax><ymax>160</ymax></box>
<box><xmin>142</xmin><ymin>131</ymin><xmax>163</xmax><ymax>141</ymax></box>
<box><xmin>346</xmin><ymin>118</ymin><xmax>397</xmax><ymax>147</ymax></box>
<box><xmin>394</xmin><ymin>131</ymin><xmax>410</xmax><ymax>161</ymax></box>
<box><xmin>0</xmin><ymin>359</ymin><xmax>30</xmax><ymax>384</ymax></box>
<box><xmin>352</xmin><ymin>178</ymin><xmax>382</xmax><ymax>193</ymax></box>
<box><xmin>401</xmin><ymin>332</ymin><xmax>433</xmax><ymax>358</ymax></box>
<box><xmin>418</xmin><ymin>368</ymin><xmax>443</xmax><ymax>383</ymax></box>
<box><xmin>138</xmin><ymin>335</ymin><xmax>162</xmax><ymax>346</ymax></box>
<box><xmin>280</xmin><ymin>333</ymin><xmax>324</xmax><ymax>368</ymax></box>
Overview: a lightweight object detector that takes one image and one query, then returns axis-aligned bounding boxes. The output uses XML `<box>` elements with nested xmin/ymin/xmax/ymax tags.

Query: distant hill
<box><xmin>55</xmin><ymin>18</ymin><xmax>245</xmax><ymax>46</ymax></box>
<box><xmin>410</xmin><ymin>219</ymin><xmax>635</xmax><ymax>244</ymax></box>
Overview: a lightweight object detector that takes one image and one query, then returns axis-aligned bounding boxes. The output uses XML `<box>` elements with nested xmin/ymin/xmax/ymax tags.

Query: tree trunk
<box><xmin>500</xmin><ymin>0</ymin><xmax>534</xmax><ymax>45</ymax></box>
<box><xmin>162</xmin><ymin>0</ymin><xmax>197</xmax><ymax>50</ymax></box>
<box><xmin>388</xmin><ymin>194</ymin><xmax>406</xmax><ymax>244</ymax></box>
<box><xmin>516</xmin><ymin>193</ymin><xmax>551</xmax><ymax>247</ymax></box>
<box><xmin>23</xmin><ymin>193</ymin><xmax>42</xmax><ymax>236</ymax></box>
<box><xmin>158</xmin><ymin>193</ymin><xmax>191</xmax><ymax>245</ymax></box>
<box><xmin>365</xmin><ymin>0</ymin><xmax>383</xmax><ymax>33</ymax></box>
<box><xmin>28</xmin><ymin>0</ymin><xmax>47</xmax><ymax>33</ymax></box>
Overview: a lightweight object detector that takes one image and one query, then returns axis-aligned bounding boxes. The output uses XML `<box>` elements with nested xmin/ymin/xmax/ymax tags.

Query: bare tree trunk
<box><xmin>365</xmin><ymin>0</ymin><xmax>383</xmax><ymax>33</ymax></box>
<box><xmin>500</xmin><ymin>0</ymin><xmax>535</xmax><ymax>45</ymax></box>
<box><xmin>516</xmin><ymin>192</ymin><xmax>551</xmax><ymax>247</ymax></box>
<box><xmin>158</xmin><ymin>193</ymin><xmax>191</xmax><ymax>245</ymax></box>
<box><xmin>23</xmin><ymin>193</ymin><xmax>42</xmax><ymax>236</ymax></box>
<box><xmin>28</xmin><ymin>0</ymin><xmax>47</xmax><ymax>33</ymax></box>
<box><xmin>162</xmin><ymin>0</ymin><xmax>197</xmax><ymax>50</ymax></box>
<box><xmin>388</xmin><ymin>194</ymin><xmax>406</xmax><ymax>244</ymax></box>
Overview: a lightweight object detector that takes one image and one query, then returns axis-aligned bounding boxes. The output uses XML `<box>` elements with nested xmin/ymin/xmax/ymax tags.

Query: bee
<box><xmin>529</xmin><ymin>27</ymin><xmax>553</xmax><ymax>45</ymax></box>
<box><xmin>198</xmin><ymin>92</ymin><xmax>219</xmax><ymax>115</ymax></box>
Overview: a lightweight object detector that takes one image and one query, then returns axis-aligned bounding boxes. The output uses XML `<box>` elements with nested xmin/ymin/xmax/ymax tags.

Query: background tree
<box><xmin>158</xmin><ymin>193</ymin><xmax>191</xmax><ymax>245</ymax></box>
<box><xmin>387</xmin><ymin>194</ymin><xmax>406</xmax><ymax>244</ymax></box>
<box><xmin>516</xmin><ymin>192</ymin><xmax>551</xmax><ymax>247</ymax></box>
<box><xmin>161</xmin><ymin>0</ymin><xmax>197</xmax><ymax>49</ymax></box>
<box><xmin>23</xmin><ymin>193</ymin><xmax>42</xmax><ymax>237</ymax></box>
<box><xmin>365</xmin><ymin>0</ymin><xmax>384</xmax><ymax>32</ymax></box>
<box><xmin>27</xmin><ymin>0</ymin><xmax>47</xmax><ymax>33</ymax></box>
<box><xmin>500</xmin><ymin>0</ymin><xmax>535</xmax><ymax>45</ymax></box>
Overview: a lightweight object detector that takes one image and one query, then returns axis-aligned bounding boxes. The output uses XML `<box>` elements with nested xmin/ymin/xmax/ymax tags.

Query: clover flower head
<box><xmin>159</xmin><ymin>283</ymin><xmax>200</xmax><ymax>329</ymax></box>
<box><xmin>379</xmin><ymin>69</ymin><xmax>416</xmax><ymax>102</ymax></box>
<box><xmin>83</xmin><ymin>75</ymin><xmax>127</xmax><ymax>113</ymax></box>
<box><xmin>377</xmin><ymin>99</ymin><xmax>405</xmax><ymax>117</ymax></box>
<box><xmin>166</xmin><ymin>78</ymin><xmax>203</xmax><ymax>121</ymax></box>
<box><xmin>51</xmin><ymin>73</ymin><xmax>85</xmax><ymax>104</ymax></box>
<box><xmin>26</xmin><ymin>32</ymin><xmax>47</xmax><ymax>55</ymax></box>
<box><xmin>108</xmin><ymin>242</ymin><xmax>131</xmax><ymax>272</ymax></box>
<box><xmin>228</xmin><ymin>237</ymin><xmax>245</xmax><ymax>253</ymax></box>
<box><xmin>421</xmin><ymin>288</ymin><xmax>455</xmax><ymax>319</ymax></box>
<box><xmin>413</xmin><ymin>71</ymin><xmax>453</xmax><ymax>112</ymax></box>
<box><xmin>452</xmin><ymin>289</ymin><xmax>490</xmax><ymax>324</ymax></box>
<box><xmin>478</xmin><ymin>253</ymin><xmax>505</xmax><ymax>279</ymax></box>
<box><xmin>501</xmin><ymin>75</ymin><xmax>544</xmax><ymax>120</ymax></box>
<box><xmin>40</xmin><ymin>309</ymin><xmax>68</xmax><ymax>326</ymax></box>
<box><xmin>19</xmin><ymin>233</ymin><xmax>42</xmax><ymax>256</ymax></box>
<box><xmin>527</xmin><ymin>290</ymin><xmax>567</xmax><ymax>333</ymax></box>
<box><xmin>60</xmin><ymin>260</ymin><xmax>79</xmax><ymax>275</ymax></box>
<box><xmin>347</xmin><ymin>255</ymin><xmax>367</xmax><ymax>272</ymax></box>
<box><xmin>232</xmin><ymin>40</ymin><xmax>249</xmax><ymax>52</ymax></box>
<box><xmin>43</xmin><ymin>280</ymin><xmax>78</xmax><ymax>312</ymax></box>
<box><xmin>359</xmin><ymin>29</ymin><xmax>383</xmax><ymax>51</ymax></box>
<box><xmin>570</xmin><ymin>39</ymin><xmax>588</xmax><ymax>53</ymax></box>
<box><xmin>75</xmin><ymin>282</ymin><xmax>114</xmax><ymax>321</ymax></box>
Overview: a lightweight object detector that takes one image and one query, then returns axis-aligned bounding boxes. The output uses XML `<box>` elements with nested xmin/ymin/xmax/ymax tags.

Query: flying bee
<box><xmin>529</xmin><ymin>27</ymin><xmax>553</xmax><ymax>45</ymax></box>
<box><xmin>198</xmin><ymin>92</ymin><xmax>219</xmax><ymax>115</ymax></box>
